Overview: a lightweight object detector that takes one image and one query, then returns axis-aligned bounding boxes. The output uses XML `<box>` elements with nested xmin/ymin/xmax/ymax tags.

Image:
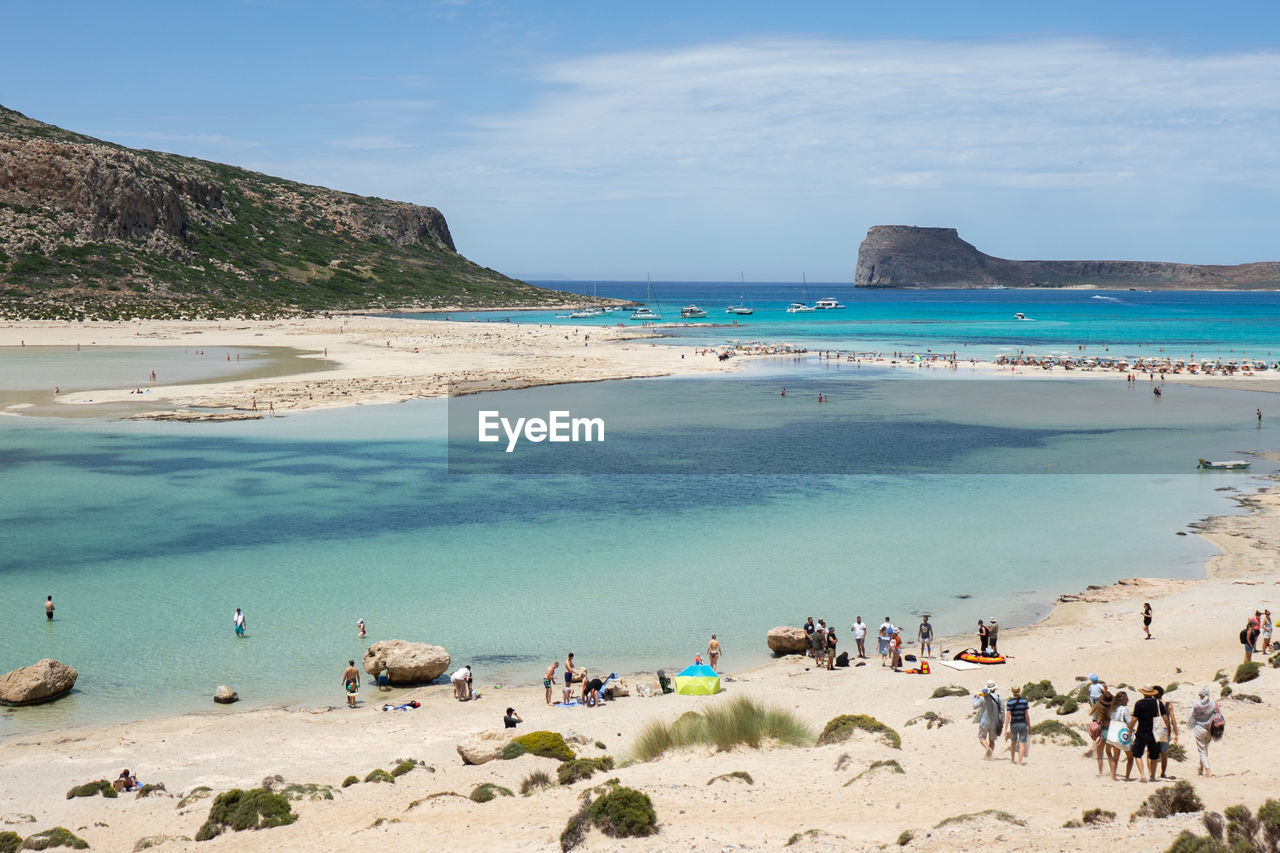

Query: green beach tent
<box><xmin>674</xmin><ymin>663</ymin><xmax>721</xmax><ymax>695</ymax></box>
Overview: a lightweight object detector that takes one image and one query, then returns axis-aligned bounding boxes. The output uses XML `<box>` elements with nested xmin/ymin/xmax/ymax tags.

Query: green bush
<box><xmin>1082</xmin><ymin>808</ymin><xmax>1115</xmax><ymax>825</ymax></box>
<box><xmin>586</xmin><ymin>786</ymin><xmax>657</xmax><ymax>838</ymax></box>
<box><xmin>197</xmin><ymin>787</ymin><xmax>296</xmax><ymax>840</ymax></box>
<box><xmin>177</xmin><ymin>787</ymin><xmax>213</xmax><ymax>809</ymax></box>
<box><xmin>341</xmin><ymin>776</ymin><xmax>359</xmax><ymax>788</ymax></box>
<box><xmin>1269</xmin><ymin>652</ymin><xmax>1280</xmax><ymax>669</ymax></box>
<box><xmin>66</xmin><ymin>780</ymin><xmax>117</xmax><ymax>799</ymax></box>
<box><xmin>136</xmin><ymin>783</ymin><xmax>167</xmax><ymax>798</ymax></box>
<box><xmin>897</xmin><ymin>829</ymin><xmax>913</xmax><ymax>846</ymax></box>
<box><xmin>632</xmin><ymin>698</ymin><xmax>812</xmax><ymax>761</ymax></box>
<box><xmin>0</xmin><ymin>832</ymin><xmax>20</xmax><ymax>853</ymax></box>
<box><xmin>1031</xmin><ymin>720</ymin><xmax>1086</xmax><ymax>746</ymax></box>
<box><xmin>905</xmin><ymin>711</ymin><xmax>950</xmax><ymax>729</ymax></box>
<box><xmin>557</xmin><ymin>757</ymin><xmax>616</xmax><ymax>786</ymax></box>
<box><xmin>560</xmin><ymin>807</ymin><xmax>590</xmax><ymax>851</ymax></box>
<box><xmin>844</xmin><ymin>759</ymin><xmax>905</xmax><ymax>785</ymax></box>
<box><xmin>1056</xmin><ymin>697</ymin><xmax>1079</xmax><ymax>715</ymax></box>
<box><xmin>500</xmin><ymin>741</ymin><xmax>528</xmax><ymax>760</ymax></box>
<box><xmin>817</xmin><ymin>714</ymin><xmax>901</xmax><ymax>749</ymax></box>
<box><xmin>1220</xmin><ymin>684</ymin><xmax>1233</xmax><ymax>698</ymax></box>
<box><xmin>934</xmin><ymin>810</ymin><xmax>1025</xmax><ymax>829</ymax></box>
<box><xmin>707</xmin><ymin>771</ymin><xmax>753</xmax><ymax>786</ymax></box>
<box><xmin>930</xmin><ymin>685</ymin><xmax>968</xmax><ymax>699</ymax></box>
<box><xmin>1234</xmin><ymin>662</ymin><xmax>1261</xmax><ymax>684</ymax></box>
<box><xmin>1132</xmin><ymin>781</ymin><xmax>1203</xmax><ymax>821</ymax></box>
<box><xmin>1165</xmin><ymin>830</ymin><xmax>1227</xmax><ymax>853</ymax></box>
<box><xmin>520</xmin><ymin>771</ymin><xmax>553</xmax><ymax>795</ymax></box>
<box><xmin>512</xmin><ymin>731</ymin><xmax>575</xmax><ymax>762</ymax></box>
<box><xmin>363</xmin><ymin>769</ymin><xmax>394</xmax><ymax>784</ymax></box>
<box><xmin>15</xmin><ymin>828</ymin><xmax>88</xmax><ymax>850</ymax></box>
<box><xmin>469</xmin><ymin>783</ymin><xmax>514</xmax><ymax>803</ymax></box>
<box><xmin>1021</xmin><ymin>680</ymin><xmax>1057</xmax><ymax>702</ymax></box>
<box><xmin>390</xmin><ymin>760</ymin><xmax>417</xmax><ymax>778</ymax></box>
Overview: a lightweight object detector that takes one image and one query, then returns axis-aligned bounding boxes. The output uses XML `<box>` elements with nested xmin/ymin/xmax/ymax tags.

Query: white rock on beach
<box><xmin>213</xmin><ymin>685</ymin><xmax>239</xmax><ymax>704</ymax></box>
<box><xmin>0</xmin><ymin>659</ymin><xmax>77</xmax><ymax>706</ymax></box>
<box><xmin>766</xmin><ymin>626</ymin><xmax>809</xmax><ymax>654</ymax></box>
<box><xmin>456</xmin><ymin>730</ymin><xmax>505</xmax><ymax>765</ymax></box>
<box><xmin>363</xmin><ymin>640</ymin><xmax>451</xmax><ymax>685</ymax></box>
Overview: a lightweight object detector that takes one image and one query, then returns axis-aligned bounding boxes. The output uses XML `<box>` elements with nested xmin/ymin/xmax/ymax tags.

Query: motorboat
<box><xmin>630</xmin><ymin>306</ymin><xmax>659</xmax><ymax>320</ymax></box>
<box><xmin>814</xmin><ymin>298</ymin><xmax>846</xmax><ymax>310</ymax></box>
<box><xmin>1014</xmin><ymin>312</ymin><xmax>1027</xmax><ymax>320</ymax></box>
<box><xmin>1198</xmin><ymin>458</ymin><xmax>1250</xmax><ymax>470</ymax></box>
<box><xmin>786</xmin><ymin>302</ymin><xmax>815</xmax><ymax>313</ymax></box>
<box><xmin>680</xmin><ymin>305</ymin><xmax>707</xmax><ymax>319</ymax></box>
<box><xmin>568</xmin><ymin>307</ymin><xmax>605</xmax><ymax>319</ymax></box>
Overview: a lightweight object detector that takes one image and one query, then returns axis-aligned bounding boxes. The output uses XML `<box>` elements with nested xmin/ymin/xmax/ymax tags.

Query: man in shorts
<box><xmin>1005</xmin><ymin>684</ymin><xmax>1031</xmax><ymax>765</ymax></box>
<box><xmin>544</xmin><ymin>660</ymin><xmax>559</xmax><ymax>704</ymax></box>
<box><xmin>973</xmin><ymin>680</ymin><xmax>1003</xmax><ymax>759</ymax></box>
<box><xmin>233</xmin><ymin>608</ymin><xmax>246</xmax><ymax>637</ymax></box>
<box><xmin>342</xmin><ymin>659</ymin><xmax>360</xmax><ymax>708</ymax></box>
<box><xmin>918</xmin><ymin>615</ymin><xmax>934</xmax><ymax>659</ymax></box>
<box><xmin>1128</xmin><ymin>685</ymin><xmax>1162</xmax><ymax>782</ymax></box>
<box><xmin>851</xmin><ymin>617</ymin><xmax>867</xmax><ymax>658</ymax></box>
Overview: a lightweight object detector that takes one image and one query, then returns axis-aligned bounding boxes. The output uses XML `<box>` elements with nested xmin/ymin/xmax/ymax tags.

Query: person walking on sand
<box><xmin>1006</xmin><ymin>684</ymin><xmax>1031</xmax><ymax>765</ymax></box>
<box><xmin>1154</xmin><ymin>685</ymin><xmax>1178</xmax><ymax>779</ymax></box>
<box><xmin>1188</xmin><ymin>686</ymin><xmax>1216</xmax><ymax>777</ymax></box>
<box><xmin>918</xmin><ymin>615</ymin><xmax>933</xmax><ymax>659</ymax></box>
<box><xmin>1105</xmin><ymin>691</ymin><xmax>1132</xmax><ymax>781</ymax></box>
<box><xmin>1142</xmin><ymin>603</ymin><xmax>1152</xmax><ymax>639</ymax></box>
<box><xmin>851</xmin><ymin>617</ymin><xmax>867</xmax><ymax>658</ymax></box>
<box><xmin>342</xmin><ymin>660</ymin><xmax>360</xmax><ymax>708</ymax></box>
<box><xmin>987</xmin><ymin>618</ymin><xmax>999</xmax><ymax>655</ymax></box>
<box><xmin>45</xmin><ymin>595</ymin><xmax>54</xmax><ymax>621</ymax></box>
<box><xmin>544</xmin><ymin>661</ymin><xmax>559</xmax><ymax>705</ymax></box>
<box><xmin>233</xmin><ymin>608</ymin><xmax>246</xmax><ymax>637</ymax></box>
<box><xmin>974</xmin><ymin>680</ymin><xmax>1003</xmax><ymax>759</ymax></box>
<box><xmin>878</xmin><ymin>617</ymin><xmax>893</xmax><ymax>666</ymax></box>
<box><xmin>1261</xmin><ymin>610</ymin><xmax>1273</xmax><ymax>653</ymax></box>
<box><xmin>1242</xmin><ymin>618</ymin><xmax>1257</xmax><ymax>662</ymax></box>
<box><xmin>707</xmin><ymin>635</ymin><xmax>721</xmax><ymax>671</ymax></box>
<box><xmin>1092</xmin><ymin>686</ymin><xmax>1115</xmax><ymax>776</ymax></box>
<box><xmin>1128</xmin><ymin>685</ymin><xmax>1162</xmax><ymax>782</ymax></box>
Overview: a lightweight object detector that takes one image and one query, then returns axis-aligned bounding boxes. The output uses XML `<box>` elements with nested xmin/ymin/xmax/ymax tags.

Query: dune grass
<box><xmin>632</xmin><ymin>697</ymin><xmax>813</xmax><ymax>761</ymax></box>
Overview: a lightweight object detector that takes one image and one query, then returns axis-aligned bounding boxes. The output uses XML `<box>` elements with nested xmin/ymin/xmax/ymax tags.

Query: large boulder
<box><xmin>767</xmin><ymin>626</ymin><xmax>809</xmax><ymax>655</ymax></box>
<box><xmin>0</xmin><ymin>659</ymin><xmax>77</xmax><ymax>705</ymax></box>
<box><xmin>363</xmin><ymin>640</ymin><xmax>450</xmax><ymax>685</ymax></box>
<box><xmin>213</xmin><ymin>685</ymin><xmax>239</xmax><ymax>704</ymax></box>
<box><xmin>456</xmin><ymin>730</ymin><xmax>504</xmax><ymax>765</ymax></box>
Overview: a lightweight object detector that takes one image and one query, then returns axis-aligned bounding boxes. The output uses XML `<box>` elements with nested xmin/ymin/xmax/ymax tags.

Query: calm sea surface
<box><xmin>2</xmin><ymin>288</ymin><xmax>1279</xmax><ymax>735</ymax></box>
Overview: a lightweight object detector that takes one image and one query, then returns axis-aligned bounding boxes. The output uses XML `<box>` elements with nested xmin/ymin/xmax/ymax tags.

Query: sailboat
<box><xmin>630</xmin><ymin>276</ymin><xmax>662</xmax><ymax>321</ymax></box>
<box><xmin>786</xmin><ymin>273</ymin><xmax>815</xmax><ymax>312</ymax></box>
<box><xmin>726</xmin><ymin>273</ymin><xmax>753</xmax><ymax>315</ymax></box>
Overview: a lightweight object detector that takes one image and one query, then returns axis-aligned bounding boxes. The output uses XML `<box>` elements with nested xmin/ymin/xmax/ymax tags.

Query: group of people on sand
<box><xmin>1087</xmin><ymin>674</ymin><xmax>1220</xmax><ymax>781</ymax></box>
<box><xmin>545</xmin><ymin>653</ymin><xmax>608</xmax><ymax>708</ymax></box>
<box><xmin>973</xmin><ymin>680</ymin><xmax>1031</xmax><ymax>765</ymax></box>
<box><xmin>1241</xmin><ymin>608</ymin><xmax>1274</xmax><ymax>661</ymax></box>
<box><xmin>804</xmin><ymin>614</ymin><xmax>944</xmax><ymax>673</ymax></box>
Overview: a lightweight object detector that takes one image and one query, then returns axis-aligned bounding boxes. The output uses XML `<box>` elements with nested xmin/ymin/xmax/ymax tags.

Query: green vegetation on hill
<box><xmin>0</xmin><ymin>104</ymin><xmax>582</xmax><ymax>319</ymax></box>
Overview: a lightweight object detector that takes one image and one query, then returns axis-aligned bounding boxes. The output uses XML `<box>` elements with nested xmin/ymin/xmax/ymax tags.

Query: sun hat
<box><xmin>1199</xmin><ymin>685</ymin><xmax>1211</xmax><ymax>698</ymax></box>
<box><xmin>986</xmin><ymin>680</ymin><xmax>997</xmax><ymax>691</ymax></box>
<box><xmin>1139</xmin><ymin>684</ymin><xmax>1159</xmax><ymax>696</ymax></box>
<box><xmin>1010</xmin><ymin>684</ymin><xmax>1021</xmax><ymax>695</ymax></box>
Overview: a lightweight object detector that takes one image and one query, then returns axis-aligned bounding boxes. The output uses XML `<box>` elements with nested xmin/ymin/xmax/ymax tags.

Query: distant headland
<box><xmin>854</xmin><ymin>225</ymin><xmax>1280</xmax><ymax>289</ymax></box>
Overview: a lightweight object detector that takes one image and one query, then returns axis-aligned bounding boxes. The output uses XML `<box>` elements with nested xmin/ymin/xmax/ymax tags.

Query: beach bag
<box><xmin>1210</xmin><ymin>704</ymin><xmax>1226</xmax><ymax>740</ymax></box>
<box><xmin>835</xmin><ymin>652</ymin><xmax>850</xmax><ymax>668</ymax></box>
<box><xmin>1240</xmin><ymin>627</ymin><xmax>1249</xmax><ymax>645</ymax></box>
<box><xmin>1105</xmin><ymin>720</ymin><xmax>1132</xmax><ymax>750</ymax></box>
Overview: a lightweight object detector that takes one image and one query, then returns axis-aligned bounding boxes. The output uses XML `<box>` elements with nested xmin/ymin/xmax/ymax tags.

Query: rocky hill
<box><xmin>0</xmin><ymin>105</ymin><xmax>580</xmax><ymax>318</ymax></box>
<box><xmin>854</xmin><ymin>225</ymin><xmax>1280</xmax><ymax>289</ymax></box>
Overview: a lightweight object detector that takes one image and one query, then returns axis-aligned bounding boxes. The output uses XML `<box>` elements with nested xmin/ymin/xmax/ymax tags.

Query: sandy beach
<box><xmin>1</xmin><ymin>467</ymin><xmax>1278</xmax><ymax>851</ymax></box>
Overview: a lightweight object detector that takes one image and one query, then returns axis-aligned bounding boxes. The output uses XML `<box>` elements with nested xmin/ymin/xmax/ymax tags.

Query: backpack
<box><xmin>1240</xmin><ymin>627</ymin><xmax>1249</xmax><ymax>645</ymax></box>
<box><xmin>1210</xmin><ymin>703</ymin><xmax>1226</xmax><ymax>740</ymax></box>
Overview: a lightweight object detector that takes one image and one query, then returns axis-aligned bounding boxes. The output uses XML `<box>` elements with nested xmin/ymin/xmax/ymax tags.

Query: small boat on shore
<box><xmin>954</xmin><ymin>649</ymin><xmax>1006</xmax><ymax>665</ymax></box>
<box><xmin>1198</xmin><ymin>458</ymin><xmax>1250</xmax><ymax>470</ymax></box>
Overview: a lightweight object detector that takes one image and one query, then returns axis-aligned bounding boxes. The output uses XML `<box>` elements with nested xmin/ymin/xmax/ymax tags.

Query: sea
<box><xmin>2</xmin><ymin>285</ymin><xmax>1278</xmax><ymax>736</ymax></box>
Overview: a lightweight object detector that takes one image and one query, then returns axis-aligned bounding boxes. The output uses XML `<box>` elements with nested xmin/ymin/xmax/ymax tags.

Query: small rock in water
<box><xmin>213</xmin><ymin>685</ymin><xmax>238</xmax><ymax>704</ymax></box>
<box><xmin>955</xmin><ymin>594</ymin><xmax>972</xmax><ymax>599</ymax></box>
<box><xmin>1176</xmin><ymin>531</ymin><xmax>1188</xmax><ymax>536</ymax></box>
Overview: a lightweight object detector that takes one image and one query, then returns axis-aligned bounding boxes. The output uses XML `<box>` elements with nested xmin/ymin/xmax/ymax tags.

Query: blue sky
<box><xmin>5</xmin><ymin>1</ymin><xmax>1280</xmax><ymax>280</ymax></box>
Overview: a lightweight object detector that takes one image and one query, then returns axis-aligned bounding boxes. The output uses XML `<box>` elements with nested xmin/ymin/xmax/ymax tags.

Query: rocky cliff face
<box><xmin>0</xmin><ymin>105</ymin><xmax>562</xmax><ymax>318</ymax></box>
<box><xmin>855</xmin><ymin>225</ymin><xmax>1280</xmax><ymax>289</ymax></box>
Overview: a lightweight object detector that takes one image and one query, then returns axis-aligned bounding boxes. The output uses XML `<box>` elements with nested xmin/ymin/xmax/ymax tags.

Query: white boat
<box><xmin>630</xmin><ymin>276</ymin><xmax>662</xmax><ymax>321</ymax></box>
<box><xmin>787</xmin><ymin>273</ymin><xmax>815</xmax><ymax>312</ymax></box>
<box><xmin>568</xmin><ymin>307</ymin><xmax>605</xmax><ymax>319</ymax></box>
<box><xmin>1198</xmin><ymin>458</ymin><xmax>1250</xmax><ymax>470</ymax></box>
<box><xmin>726</xmin><ymin>273</ymin><xmax>754</xmax><ymax>314</ymax></box>
<box><xmin>680</xmin><ymin>305</ymin><xmax>707</xmax><ymax>319</ymax></box>
<box><xmin>1014</xmin><ymin>312</ymin><xmax>1027</xmax><ymax>320</ymax></box>
<box><xmin>814</xmin><ymin>298</ymin><xmax>845</xmax><ymax>310</ymax></box>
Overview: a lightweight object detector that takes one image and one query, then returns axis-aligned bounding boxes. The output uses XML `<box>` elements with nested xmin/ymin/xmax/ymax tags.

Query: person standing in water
<box><xmin>342</xmin><ymin>660</ymin><xmax>361</xmax><ymax>708</ymax></box>
<box><xmin>45</xmin><ymin>595</ymin><xmax>55</xmax><ymax>620</ymax></box>
<box><xmin>233</xmin><ymin>608</ymin><xmax>246</xmax><ymax>637</ymax></box>
<box><xmin>707</xmin><ymin>635</ymin><xmax>721</xmax><ymax>671</ymax></box>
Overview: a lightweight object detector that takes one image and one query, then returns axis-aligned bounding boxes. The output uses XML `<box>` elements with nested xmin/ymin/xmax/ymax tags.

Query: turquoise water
<box><xmin>2</xmin><ymin>365</ymin><xmax>1275</xmax><ymax>735</ymax></box>
<box><xmin>410</xmin><ymin>285</ymin><xmax>1280</xmax><ymax>362</ymax></box>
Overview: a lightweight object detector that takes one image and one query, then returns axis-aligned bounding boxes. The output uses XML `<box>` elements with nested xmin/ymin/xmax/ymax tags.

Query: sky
<box><xmin>5</xmin><ymin>1</ymin><xmax>1280</xmax><ymax>281</ymax></box>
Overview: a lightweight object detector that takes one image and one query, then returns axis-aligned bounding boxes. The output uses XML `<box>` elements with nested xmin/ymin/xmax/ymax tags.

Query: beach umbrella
<box><xmin>674</xmin><ymin>664</ymin><xmax>721</xmax><ymax>695</ymax></box>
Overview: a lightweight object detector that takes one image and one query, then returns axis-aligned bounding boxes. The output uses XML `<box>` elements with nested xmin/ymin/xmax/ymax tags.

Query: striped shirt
<box><xmin>1006</xmin><ymin>697</ymin><xmax>1030</xmax><ymax>726</ymax></box>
